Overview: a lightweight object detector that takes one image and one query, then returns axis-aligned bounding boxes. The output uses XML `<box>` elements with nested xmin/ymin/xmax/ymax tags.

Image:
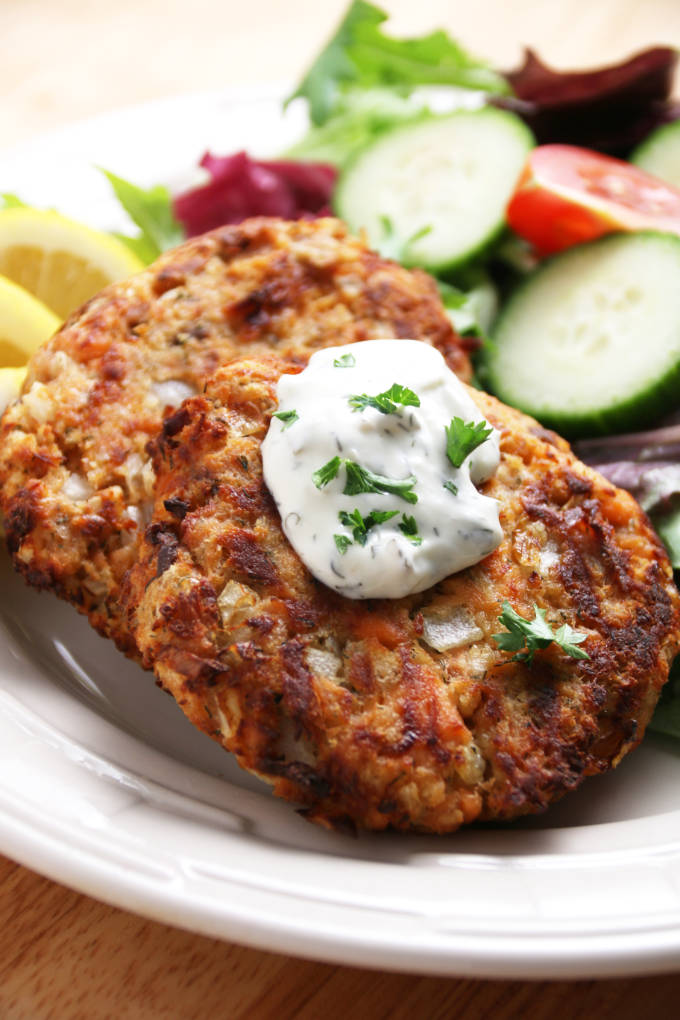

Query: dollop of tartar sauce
<box><xmin>261</xmin><ymin>339</ymin><xmax>502</xmax><ymax>599</ymax></box>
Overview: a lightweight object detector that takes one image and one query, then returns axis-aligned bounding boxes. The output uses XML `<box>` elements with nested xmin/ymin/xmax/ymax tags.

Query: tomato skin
<box><xmin>506</xmin><ymin>144</ymin><xmax>680</xmax><ymax>255</ymax></box>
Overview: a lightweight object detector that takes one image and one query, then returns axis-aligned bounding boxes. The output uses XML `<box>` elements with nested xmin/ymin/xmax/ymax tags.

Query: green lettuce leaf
<box><xmin>653</xmin><ymin>506</ymin><xmax>680</xmax><ymax>569</ymax></box>
<box><xmin>99</xmin><ymin>169</ymin><xmax>184</xmax><ymax>263</ymax></box>
<box><xmin>286</xmin><ymin>0</ymin><xmax>508</xmax><ymax>126</ymax></box>
<box><xmin>438</xmin><ymin>276</ymin><xmax>498</xmax><ymax>339</ymax></box>
<box><xmin>284</xmin><ymin>87</ymin><xmax>427</xmax><ymax>169</ymax></box>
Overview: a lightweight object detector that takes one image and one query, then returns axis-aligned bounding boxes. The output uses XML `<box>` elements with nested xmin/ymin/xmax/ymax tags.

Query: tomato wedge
<box><xmin>506</xmin><ymin>144</ymin><xmax>680</xmax><ymax>255</ymax></box>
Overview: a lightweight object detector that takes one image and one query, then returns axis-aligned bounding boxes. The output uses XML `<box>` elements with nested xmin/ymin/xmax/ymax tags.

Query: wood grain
<box><xmin>2</xmin><ymin>853</ymin><xmax>680</xmax><ymax>1019</ymax></box>
<box><xmin>3</xmin><ymin>0</ymin><xmax>680</xmax><ymax>1015</ymax></box>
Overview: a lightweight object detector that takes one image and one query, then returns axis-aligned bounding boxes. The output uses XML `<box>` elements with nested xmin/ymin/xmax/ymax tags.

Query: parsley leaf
<box><xmin>445</xmin><ymin>417</ymin><xmax>493</xmax><ymax>469</ymax></box>
<box><xmin>313</xmin><ymin>456</ymin><xmax>343</xmax><ymax>488</ymax></box>
<box><xmin>492</xmin><ymin>602</ymin><xmax>590</xmax><ymax>666</ymax></box>
<box><xmin>398</xmin><ymin>513</ymin><xmax>422</xmax><ymax>545</ymax></box>
<box><xmin>338</xmin><ymin>507</ymin><xmax>398</xmax><ymax>545</ymax></box>
<box><xmin>286</xmin><ymin>0</ymin><xmax>508</xmax><ymax>126</ymax></box>
<box><xmin>313</xmin><ymin>456</ymin><xmax>417</xmax><ymax>503</ymax></box>
<box><xmin>349</xmin><ymin>381</ymin><xmax>420</xmax><ymax>415</ymax></box>
<box><xmin>333</xmin><ymin>352</ymin><xmax>356</xmax><ymax>368</ymax></box>
<box><xmin>272</xmin><ymin>409</ymin><xmax>299</xmax><ymax>429</ymax></box>
<box><xmin>99</xmin><ymin>168</ymin><xmax>184</xmax><ymax>263</ymax></box>
<box><xmin>334</xmin><ymin>533</ymin><xmax>353</xmax><ymax>554</ymax></box>
<box><xmin>343</xmin><ymin>460</ymin><xmax>418</xmax><ymax>503</ymax></box>
<box><xmin>443</xmin><ymin>480</ymin><xmax>458</xmax><ymax>496</ymax></box>
<box><xmin>553</xmin><ymin>623</ymin><xmax>591</xmax><ymax>660</ymax></box>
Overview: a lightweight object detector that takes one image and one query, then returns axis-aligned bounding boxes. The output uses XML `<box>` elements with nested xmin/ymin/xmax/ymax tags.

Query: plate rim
<box><xmin>2</xmin><ymin>86</ymin><xmax>680</xmax><ymax>980</ymax></box>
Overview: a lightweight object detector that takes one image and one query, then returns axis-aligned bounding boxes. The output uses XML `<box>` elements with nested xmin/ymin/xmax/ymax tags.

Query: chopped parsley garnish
<box><xmin>343</xmin><ymin>460</ymin><xmax>418</xmax><ymax>503</ymax></box>
<box><xmin>333</xmin><ymin>352</ymin><xmax>356</xmax><ymax>368</ymax></box>
<box><xmin>334</xmin><ymin>533</ymin><xmax>353</xmax><ymax>555</ymax></box>
<box><xmin>312</xmin><ymin>455</ymin><xmax>342</xmax><ymax>488</ymax></box>
<box><xmin>272</xmin><ymin>408</ymin><xmax>300</xmax><ymax>429</ymax></box>
<box><xmin>445</xmin><ymin>416</ymin><xmax>493</xmax><ymax>468</ymax></box>
<box><xmin>338</xmin><ymin>507</ymin><xmax>399</xmax><ymax>545</ymax></box>
<box><xmin>313</xmin><ymin>456</ymin><xmax>417</xmax><ymax>503</ymax></box>
<box><xmin>443</xmin><ymin>479</ymin><xmax>458</xmax><ymax>496</ymax></box>
<box><xmin>398</xmin><ymin>513</ymin><xmax>422</xmax><ymax>545</ymax></box>
<box><xmin>492</xmin><ymin>602</ymin><xmax>590</xmax><ymax>666</ymax></box>
<box><xmin>349</xmin><ymin>382</ymin><xmax>420</xmax><ymax>415</ymax></box>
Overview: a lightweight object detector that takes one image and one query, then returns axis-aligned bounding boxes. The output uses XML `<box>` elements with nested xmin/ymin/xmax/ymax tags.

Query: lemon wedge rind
<box><xmin>0</xmin><ymin>365</ymin><xmax>27</xmax><ymax>415</ymax></box>
<box><xmin>0</xmin><ymin>273</ymin><xmax>61</xmax><ymax>366</ymax></box>
<box><xmin>0</xmin><ymin>207</ymin><xmax>144</xmax><ymax>320</ymax></box>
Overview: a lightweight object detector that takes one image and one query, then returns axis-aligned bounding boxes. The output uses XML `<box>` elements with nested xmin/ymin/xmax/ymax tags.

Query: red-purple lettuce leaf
<box><xmin>173</xmin><ymin>151</ymin><xmax>337</xmax><ymax>237</ymax></box>
<box><xmin>493</xmin><ymin>46</ymin><xmax>680</xmax><ymax>156</ymax></box>
<box><xmin>574</xmin><ymin>425</ymin><xmax>680</xmax><ymax>569</ymax></box>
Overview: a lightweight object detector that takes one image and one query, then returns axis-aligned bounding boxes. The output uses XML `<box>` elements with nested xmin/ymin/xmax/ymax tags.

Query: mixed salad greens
<box><xmin>6</xmin><ymin>0</ymin><xmax>680</xmax><ymax>733</ymax></box>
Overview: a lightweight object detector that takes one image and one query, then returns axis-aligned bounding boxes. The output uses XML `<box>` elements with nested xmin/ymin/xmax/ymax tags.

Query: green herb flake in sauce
<box><xmin>398</xmin><ymin>513</ymin><xmax>422</xmax><ymax>545</ymax></box>
<box><xmin>349</xmin><ymin>382</ymin><xmax>420</xmax><ymax>415</ymax></box>
<box><xmin>272</xmin><ymin>409</ymin><xmax>300</xmax><ymax>429</ymax></box>
<box><xmin>313</xmin><ymin>456</ymin><xmax>343</xmax><ymax>488</ymax></box>
<box><xmin>334</xmin><ymin>533</ymin><xmax>353</xmax><ymax>554</ymax></box>
<box><xmin>338</xmin><ymin>507</ymin><xmax>399</xmax><ymax>545</ymax></box>
<box><xmin>343</xmin><ymin>460</ymin><xmax>418</xmax><ymax>503</ymax></box>
<box><xmin>313</xmin><ymin>456</ymin><xmax>417</xmax><ymax>503</ymax></box>
<box><xmin>333</xmin><ymin>352</ymin><xmax>356</xmax><ymax>368</ymax></box>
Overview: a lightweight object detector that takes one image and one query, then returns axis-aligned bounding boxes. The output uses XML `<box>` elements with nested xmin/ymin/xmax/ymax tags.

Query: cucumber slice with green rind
<box><xmin>485</xmin><ymin>232</ymin><xmax>680</xmax><ymax>438</ymax></box>
<box><xmin>334</xmin><ymin>108</ymin><xmax>534</xmax><ymax>274</ymax></box>
<box><xmin>632</xmin><ymin>121</ymin><xmax>680</xmax><ymax>190</ymax></box>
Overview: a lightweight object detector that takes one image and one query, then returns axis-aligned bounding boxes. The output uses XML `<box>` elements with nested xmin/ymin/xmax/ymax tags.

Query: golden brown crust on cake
<box><xmin>0</xmin><ymin>218</ymin><xmax>469</xmax><ymax>653</ymax></box>
<box><xmin>122</xmin><ymin>356</ymin><xmax>680</xmax><ymax>833</ymax></box>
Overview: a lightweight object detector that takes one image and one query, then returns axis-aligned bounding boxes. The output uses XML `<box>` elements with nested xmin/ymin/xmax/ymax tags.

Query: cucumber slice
<box><xmin>632</xmin><ymin>121</ymin><xmax>680</xmax><ymax>190</ymax></box>
<box><xmin>486</xmin><ymin>232</ymin><xmax>680</xmax><ymax>438</ymax></box>
<box><xmin>334</xmin><ymin>109</ymin><xmax>533</xmax><ymax>274</ymax></box>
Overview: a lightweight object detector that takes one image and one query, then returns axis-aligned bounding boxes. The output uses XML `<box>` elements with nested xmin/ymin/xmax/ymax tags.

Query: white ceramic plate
<box><xmin>2</xmin><ymin>88</ymin><xmax>680</xmax><ymax>980</ymax></box>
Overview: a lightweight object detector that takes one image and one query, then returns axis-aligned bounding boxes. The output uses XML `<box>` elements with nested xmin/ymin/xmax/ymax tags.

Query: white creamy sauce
<box><xmin>261</xmin><ymin>339</ymin><xmax>502</xmax><ymax>599</ymax></box>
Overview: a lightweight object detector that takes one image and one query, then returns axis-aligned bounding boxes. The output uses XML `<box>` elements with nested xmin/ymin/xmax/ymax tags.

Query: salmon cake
<box><xmin>123</xmin><ymin>355</ymin><xmax>680</xmax><ymax>833</ymax></box>
<box><xmin>0</xmin><ymin>217</ymin><xmax>470</xmax><ymax>653</ymax></box>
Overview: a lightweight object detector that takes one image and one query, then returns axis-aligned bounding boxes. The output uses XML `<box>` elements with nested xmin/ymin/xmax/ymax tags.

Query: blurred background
<box><xmin>4</xmin><ymin>0</ymin><xmax>680</xmax><ymax>147</ymax></box>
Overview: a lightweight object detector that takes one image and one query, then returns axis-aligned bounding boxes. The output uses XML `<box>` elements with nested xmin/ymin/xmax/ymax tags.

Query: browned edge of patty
<box><xmin>122</xmin><ymin>355</ymin><xmax>680</xmax><ymax>833</ymax></box>
<box><xmin>0</xmin><ymin>217</ymin><xmax>472</xmax><ymax>655</ymax></box>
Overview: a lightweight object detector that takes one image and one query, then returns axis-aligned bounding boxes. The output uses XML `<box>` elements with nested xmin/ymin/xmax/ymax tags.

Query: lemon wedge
<box><xmin>0</xmin><ymin>365</ymin><xmax>26</xmax><ymax>414</ymax></box>
<box><xmin>0</xmin><ymin>208</ymin><xmax>144</xmax><ymax>320</ymax></box>
<box><xmin>0</xmin><ymin>274</ymin><xmax>60</xmax><ymax>366</ymax></box>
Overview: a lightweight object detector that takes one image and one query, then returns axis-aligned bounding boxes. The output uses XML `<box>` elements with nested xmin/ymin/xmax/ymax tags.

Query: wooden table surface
<box><xmin>4</xmin><ymin>0</ymin><xmax>680</xmax><ymax>1015</ymax></box>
